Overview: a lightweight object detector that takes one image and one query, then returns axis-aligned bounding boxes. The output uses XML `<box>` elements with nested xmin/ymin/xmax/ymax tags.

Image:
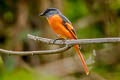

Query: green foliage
<box><xmin>64</xmin><ymin>0</ymin><xmax>89</xmax><ymax>22</ymax></box>
<box><xmin>1</xmin><ymin>68</ymin><xmax>60</xmax><ymax>80</ymax></box>
<box><xmin>76</xmin><ymin>25</ymin><xmax>104</xmax><ymax>39</ymax></box>
<box><xmin>2</xmin><ymin>68</ymin><xmax>33</xmax><ymax>80</ymax></box>
<box><xmin>19</xmin><ymin>30</ymin><xmax>41</xmax><ymax>41</ymax></box>
<box><xmin>111</xmin><ymin>0</ymin><xmax>120</xmax><ymax>10</ymax></box>
<box><xmin>0</xmin><ymin>56</ymin><xmax>3</xmax><ymax>65</ymax></box>
<box><xmin>93</xmin><ymin>65</ymin><xmax>120</xmax><ymax>80</ymax></box>
<box><xmin>4</xmin><ymin>56</ymin><xmax>16</xmax><ymax>72</ymax></box>
<box><xmin>3</xmin><ymin>11</ymin><xmax>14</xmax><ymax>23</ymax></box>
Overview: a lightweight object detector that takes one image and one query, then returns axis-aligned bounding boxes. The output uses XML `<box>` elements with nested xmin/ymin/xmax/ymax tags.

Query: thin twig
<box><xmin>28</xmin><ymin>34</ymin><xmax>120</xmax><ymax>45</ymax></box>
<box><xmin>0</xmin><ymin>45</ymin><xmax>70</xmax><ymax>55</ymax></box>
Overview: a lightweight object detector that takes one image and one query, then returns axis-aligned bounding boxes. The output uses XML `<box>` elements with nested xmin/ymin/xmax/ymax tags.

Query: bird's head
<box><xmin>40</xmin><ymin>8</ymin><xmax>60</xmax><ymax>17</ymax></box>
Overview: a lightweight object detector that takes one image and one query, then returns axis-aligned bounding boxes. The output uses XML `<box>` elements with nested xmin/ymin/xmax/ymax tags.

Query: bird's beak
<box><xmin>39</xmin><ymin>13</ymin><xmax>44</xmax><ymax>16</ymax></box>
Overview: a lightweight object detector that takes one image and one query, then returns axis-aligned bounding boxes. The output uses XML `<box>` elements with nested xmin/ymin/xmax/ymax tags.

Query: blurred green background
<box><xmin>0</xmin><ymin>0</ymin><xmax>120</xmax><ymax>80</ymax></box>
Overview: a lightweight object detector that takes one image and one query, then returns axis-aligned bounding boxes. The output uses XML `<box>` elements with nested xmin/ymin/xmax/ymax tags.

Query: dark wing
<box><xmin>59</xmin><ymin>14</ymin><xmax>71</xmax><ymax>24</ymax></box>
<box><xmin>59</xmin><ymin>14</ymin><xmax>77</xmax><ymax>39</ymax></box>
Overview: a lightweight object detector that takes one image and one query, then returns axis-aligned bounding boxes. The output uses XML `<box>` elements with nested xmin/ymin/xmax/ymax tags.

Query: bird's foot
<box><xmin>53</xmin><ymin>38</ymin><xmax>66</xmax><ymax>44</ymax></box>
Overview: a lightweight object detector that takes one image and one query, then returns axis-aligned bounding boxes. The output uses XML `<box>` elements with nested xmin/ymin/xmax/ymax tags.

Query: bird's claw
<box><xmin>53</xmin><ymin>38</ymin><xmax>66</xmax><ymax>44</ymax></box>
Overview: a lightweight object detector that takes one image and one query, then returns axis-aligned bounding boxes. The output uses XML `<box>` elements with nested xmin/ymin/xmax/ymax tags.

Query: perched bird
<box><xmin>40</xmin><ymin>8</ymin><xmax>89</xmax><ymax>75</ymax></box>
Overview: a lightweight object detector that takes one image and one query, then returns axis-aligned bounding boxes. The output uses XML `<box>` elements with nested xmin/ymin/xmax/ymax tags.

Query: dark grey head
<box><xmin>40</xmin><ymin>8</ymin><xmax>61</xmax><ymax>17</ymax></box>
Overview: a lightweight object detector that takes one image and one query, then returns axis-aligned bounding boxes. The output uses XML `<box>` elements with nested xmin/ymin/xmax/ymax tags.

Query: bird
<box><xmin>40</xmin><ymin>8</ymin><xmax>89</xmax><ymax>75</ymax></box>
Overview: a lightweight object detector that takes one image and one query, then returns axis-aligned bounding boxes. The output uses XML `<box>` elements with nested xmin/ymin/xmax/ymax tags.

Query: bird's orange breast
<box><xmin>48</xmin><ymin>14</ymin><xmax>74</xmax><ymax>39</ymax></box>
<box><xmin>48</xmin><ymin>14</ymin><xmax>62</xmax><ymax>32</ymax></box>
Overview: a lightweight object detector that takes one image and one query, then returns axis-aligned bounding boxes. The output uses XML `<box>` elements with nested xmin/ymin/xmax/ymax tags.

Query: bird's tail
<box><xmin>74</xmin><ymin>45</ymin><xmax>89</xmax><ymax>75</ymax></box>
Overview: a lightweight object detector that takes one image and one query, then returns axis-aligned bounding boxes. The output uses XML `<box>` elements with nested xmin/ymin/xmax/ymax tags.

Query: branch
<box><xmin>0</xmin><ymin>45</ymin><xmax>70</xmax><ymax>56</ymax></box>
<box><xmin>28</xmin><ymin>34</ymin><xmax>120</xmax><ymax>45</ymax></box>
<box><xmin>0</xmin><ymin>34</ymin><xmax>120</xmax><ymax>55</ymax></box>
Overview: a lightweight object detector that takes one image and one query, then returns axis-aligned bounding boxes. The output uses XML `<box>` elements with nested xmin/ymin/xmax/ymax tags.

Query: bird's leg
<box><xmin>55</xmin><ymin>38</ymin><xmax>65</xmax><ymax>40</ymax></box>
<box><xmin>53</xmin><ymin>38</ymin><xmax>66</xmax><ymax>44</ymax></box>
<box><xmin>52</xmin><ymin>34</ymin><xmax>67</xmax><ymax>44</ymax></box>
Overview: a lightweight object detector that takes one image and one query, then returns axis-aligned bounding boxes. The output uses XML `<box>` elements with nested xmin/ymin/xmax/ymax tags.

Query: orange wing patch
<box><xmin>65</xmin><ymin>23</ymin><xmax>77</xmax><ymax>39</ymax></box>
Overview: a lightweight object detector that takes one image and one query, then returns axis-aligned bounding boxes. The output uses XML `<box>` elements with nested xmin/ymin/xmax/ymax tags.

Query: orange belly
<box><xmin>48</xmin><ymin>14</ymin><xmax>73</xmax><ymax>39</ymax></box>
